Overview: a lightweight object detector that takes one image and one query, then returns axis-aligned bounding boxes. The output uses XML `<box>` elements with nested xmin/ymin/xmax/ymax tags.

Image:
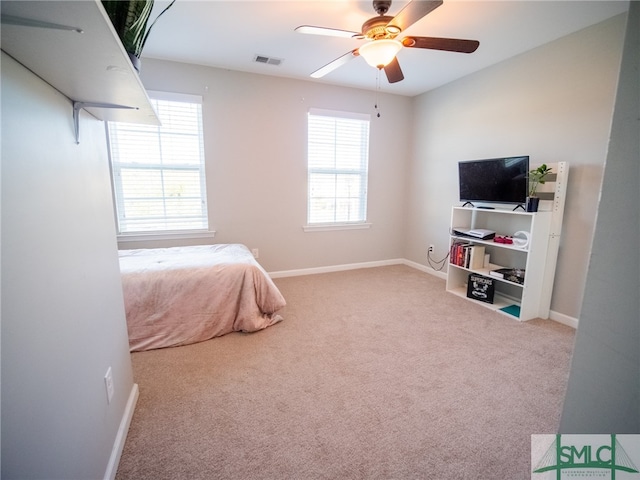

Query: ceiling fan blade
<box><xmin>387</xmin><ymin>0</ymin><xmax>442</xmax><ymax>32</ymax></box>
<box><xmin>295</xmin><ymin>25</ymin><xmax>362</xmax><ymax>39</ymax></box>
<box><xmin>310</xmin><ymin>50</ymin><xmax>359</xmax><ymax>78</ymax></box>
<box><xmin>402</xmin><ymin>36</ymin><xmax>480</xmax><ymax>53</ymax></box>
<box><xmin>384</xmin><ymin>57</ymin><xmax>404</xmax><ymax>83</ymax></box>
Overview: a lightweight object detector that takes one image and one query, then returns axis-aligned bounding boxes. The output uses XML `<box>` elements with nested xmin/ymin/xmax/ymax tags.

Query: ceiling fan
<box><xmin>295</xmin><ymin>0</ymin><xmax>479</xmax><ymax>84</ymax></box>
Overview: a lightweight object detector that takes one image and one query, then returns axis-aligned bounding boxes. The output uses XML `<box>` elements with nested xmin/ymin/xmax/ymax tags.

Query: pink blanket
<box><xmin>119</xmin><ymin>244</ymin><xmax>286</xmax><ymax>351</ymax></box>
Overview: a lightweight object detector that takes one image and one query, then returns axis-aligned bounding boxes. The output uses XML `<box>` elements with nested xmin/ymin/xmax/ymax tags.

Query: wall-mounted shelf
<box><xmin>1</xmin><ymin>0</ymin><xmax>159</xmax><ymax>142</ymax></box>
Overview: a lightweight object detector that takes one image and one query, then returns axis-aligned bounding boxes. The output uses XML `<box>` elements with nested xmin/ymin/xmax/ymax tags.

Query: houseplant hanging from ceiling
<box><xmin>102</xmin><ymin>0</ymin><xmax>176</xmax><ymax>72</ymax></box>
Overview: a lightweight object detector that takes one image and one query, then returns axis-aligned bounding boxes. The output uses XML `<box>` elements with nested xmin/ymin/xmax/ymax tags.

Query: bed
<box><xmin>118</xmin><ymin>244</ymin><xmax>286</xmax><ymax>352</ymax></box>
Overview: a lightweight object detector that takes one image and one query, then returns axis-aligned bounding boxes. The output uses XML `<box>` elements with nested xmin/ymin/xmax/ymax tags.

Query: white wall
<box><xmin>119</xmin><ymin>59</ymin><xmax>413</xmax><ymax>272</ymax></box>
<box><xmin>1</xmin><ymin>53</ymin><xmax>135</xmax><ymax>479</ymax></box>
<box><xmin>405</xmin><ymin>14</ymin><xmax>626</xmax><ymax>322</ymax></box>
<box><xmin>560</xmin><ymin>2</ymin><xmax>639</xmax><ymax>433</ymax></box>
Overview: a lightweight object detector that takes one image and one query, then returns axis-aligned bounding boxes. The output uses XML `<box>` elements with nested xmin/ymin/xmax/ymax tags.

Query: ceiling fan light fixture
<box><xmin>386</xmin><ymin>25</ymin><xmax>401</xmax><ymax>35</ymax></box>
<box><xmin>358</xmin><ymin>39</ymin><xmax>402</xmax><ymax>69</ymax></box>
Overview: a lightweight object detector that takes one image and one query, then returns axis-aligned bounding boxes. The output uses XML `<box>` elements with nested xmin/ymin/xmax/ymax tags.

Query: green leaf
<box><xmin>102</xmin><ymin>0</ymin><xmax>175</xmax><ymax>58</ymax></box>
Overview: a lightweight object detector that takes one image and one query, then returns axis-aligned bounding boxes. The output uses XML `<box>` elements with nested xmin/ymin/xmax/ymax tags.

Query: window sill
<box><xmin>303</xmin><ymin>223</ymin><xmax>371</xmax><ymax>232</ymax></box>
<box><xmin>117</xmin><ymin>230</ymin><xmax>217</xmax><ymax>243</ymax></box>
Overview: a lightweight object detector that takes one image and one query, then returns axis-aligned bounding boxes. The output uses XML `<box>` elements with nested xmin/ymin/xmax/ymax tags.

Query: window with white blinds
<box><xmin>307</xmin><ymin>108</ymin><xmax>370</xmax><ymax>225</ymax></box>
<box><xmin>107</xmin><ymin>91</ymin><xmax>208</xmax><ymax>235</ymax></box>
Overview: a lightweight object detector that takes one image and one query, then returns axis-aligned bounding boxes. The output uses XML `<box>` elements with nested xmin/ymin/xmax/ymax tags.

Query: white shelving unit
<box><xmin>447</xmin><ymin>207</ymin><xmax>553</xmax><ymax>320</ymax></box>
<box><xmin>446</xmin><ymin>162</ymin><xmax>568</xmax><ymax>321</ymax></box>
<box><xmin>1</xmin><ymin>0</ymin><xmax>159</xmax><ymax>142</ymax></box>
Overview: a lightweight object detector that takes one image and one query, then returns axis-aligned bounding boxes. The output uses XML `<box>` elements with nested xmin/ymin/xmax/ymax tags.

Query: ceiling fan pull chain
<box><xmin>375</xmin><ymin>69</ymin><xmax>381</xmax><ymax>118</ymax></box>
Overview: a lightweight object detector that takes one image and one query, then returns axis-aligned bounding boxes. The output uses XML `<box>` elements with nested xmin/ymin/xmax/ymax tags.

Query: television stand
<box><xmin>447</xmin><ymin>206</ymin><xmax>554</xmax><ymax>321</ymax></box>
<box><xmin>513</xmin><ymin>204</ymin><xmax>525</xmax><ymax>212</ymax></box>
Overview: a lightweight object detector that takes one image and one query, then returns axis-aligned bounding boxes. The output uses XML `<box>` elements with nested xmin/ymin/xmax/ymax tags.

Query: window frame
<box><xmin>107</xmin><ymin>90</ymin><xmax>213</xmax><ymax>241</ymax></box>
<box><xmin>304</xmin><ymin>108</ymin><xmax>371</xmax><ymax>232</ymax></box>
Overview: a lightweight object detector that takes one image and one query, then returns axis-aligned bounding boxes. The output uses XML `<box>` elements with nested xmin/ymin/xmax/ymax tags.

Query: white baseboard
<box><xmin>549</xmin><ymin>310</ymin><xmax>578</xmax><ymax>329</ymax></box>
<box><xmin>401</xmin><ymin>259</ymin><xmax>448</xmax><ymax>280</ymax></box>
<box><xmin>268</xmin><ymin>258</ymin><xmax>452</xmax><ymax>279</ymax></box>
<box><xmin>269</xmin><ymin>258</ymin><xmax>577</xmax><ymax>329</ymax></box>
<box><xmin>268</xmin><ymin>258</ymin><xmax>405</xmax><ymax>278</ymax></box>
<box><xmin>104</xmin><ymin>383</ymin><xmax>139</xmax><ymax>480</ymax></box>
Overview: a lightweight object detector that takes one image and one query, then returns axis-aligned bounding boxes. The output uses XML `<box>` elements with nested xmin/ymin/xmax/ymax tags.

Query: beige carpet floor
<box><xmin>116</xmin><ymin>265</ymin><xmax>575</xmax><ymax>479</ymax></box>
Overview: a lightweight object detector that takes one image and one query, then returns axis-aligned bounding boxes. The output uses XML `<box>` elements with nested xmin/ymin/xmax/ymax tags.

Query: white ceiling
<box><xmin>143</xmin><ymin>0</ymin><xmax>629</xmax><ymax>97</ymax></box>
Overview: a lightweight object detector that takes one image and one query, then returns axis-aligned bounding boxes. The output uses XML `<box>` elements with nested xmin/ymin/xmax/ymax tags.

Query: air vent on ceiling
<box><xmin>253</xmin><ymin>55</ymin><xmax>283</xmax><ymax>66</ymax></box>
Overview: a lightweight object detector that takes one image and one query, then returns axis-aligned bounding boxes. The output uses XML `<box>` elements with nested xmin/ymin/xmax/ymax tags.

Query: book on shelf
<box><xmin>466</xmin><ymin>273</ymin><xmax>495</xmax><ymax>304</ymax></box>
<box><xmin>489</xmin><ymin>268</ymin><xmax>525</xmax><ymax>285</ymax></box>
<box><xmin>450</xmin><ymin>241</ymin><xmax>467</xmax><ymax>267</ymax></box>
<box><xmin>468</xmin><ymin>246</ymin><xmax>485</xmax><ymax>270</ymax></box>
<box><xmin>449</xmin><ymin>241</ymin><xmax>485</xmax><ymax>270</ymax></box>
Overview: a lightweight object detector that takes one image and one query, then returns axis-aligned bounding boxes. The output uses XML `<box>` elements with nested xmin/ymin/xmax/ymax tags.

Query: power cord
<box><xmin>427</xmin><ymin>249</ymin><xmax>450</xmax><ymax>271</ymax></box>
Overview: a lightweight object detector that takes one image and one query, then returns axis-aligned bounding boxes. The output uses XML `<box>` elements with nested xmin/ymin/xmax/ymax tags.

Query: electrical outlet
<box><xmin>428</xmin><ymin>244</ymin><xmax>435</xmax><ymax>253</ymax></box>
<box><xmin>251</xmin><ymin>248</ymin><xmax>259</xmax><ymax>259</ymax></box>
<box><xmin>104</xmin><ymin>367</ymin><xmax>114</xmax><ymax>404</ymax></box>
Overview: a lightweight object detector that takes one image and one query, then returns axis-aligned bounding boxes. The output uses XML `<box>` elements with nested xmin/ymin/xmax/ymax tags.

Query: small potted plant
<box><xmin>102</xmin><ymin>0</ymin><xmax>175</xmax><ymax>72</ymax></box>
<box><xmin>527</xmin><ymin>163</ymin><xmax>553</xmax><ymax>212</ymax></box>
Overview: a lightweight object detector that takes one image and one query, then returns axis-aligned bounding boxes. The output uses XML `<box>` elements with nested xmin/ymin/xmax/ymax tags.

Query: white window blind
<box><xmin>307</xmin><ymin>108</ymin><xmax>370</xmax><ymax>225</ymax></box>
<box><xmin>107</xmin><ymin>92</ymin><xmax>208</xmax><ymax>234</ymax></box>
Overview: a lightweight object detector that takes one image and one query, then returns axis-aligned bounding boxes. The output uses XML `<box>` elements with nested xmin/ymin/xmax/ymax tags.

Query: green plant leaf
<box><xmin>102</xmin><ymin>0</ymin><xmax>175</xmax><ymax>58</ymax></box>
<box><xmin>139</xmin><ymin>0</ymin><xmax>176</xmax><ymax>55</ymax></box>
<box><xmin>528</xmin><ymin>164</ymin><xmax>553</xmax><ymax>196</ymax></box>
<box><xmin>123</xmin><ymin>1</ymin><xmax>154</xmax><ymax>57</ymax></box>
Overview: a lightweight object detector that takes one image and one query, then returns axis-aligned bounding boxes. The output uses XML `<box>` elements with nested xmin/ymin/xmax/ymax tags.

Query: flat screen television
<box><xmin>458</xmin><ymin>156</ymin><xmax>529</xmax><ymax>206</ymax></box>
